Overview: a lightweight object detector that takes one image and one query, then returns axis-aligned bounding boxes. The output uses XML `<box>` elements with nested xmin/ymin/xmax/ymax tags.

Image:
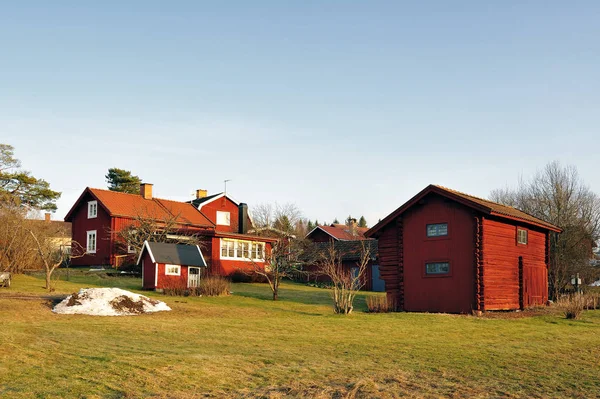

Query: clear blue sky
<box><xmin>2</xmin><ymin>1</ymin><xmax>599</xmax><ymax>226</ymax></box>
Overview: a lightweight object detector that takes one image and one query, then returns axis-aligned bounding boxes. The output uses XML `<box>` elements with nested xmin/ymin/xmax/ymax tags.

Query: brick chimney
<box><xmin>140</xmin><ymin>183</ymin><xmax>153</xmax><ymax>200</ymax></box>
<box><xmin>196</xmin><ymin>189</ymin><xmax>208</xmax><ymax>199</ymax></box>
<box><xmin>44</xmin><ymin>213</ymin><xmax>51</xmax><ymax>222</ymax></box>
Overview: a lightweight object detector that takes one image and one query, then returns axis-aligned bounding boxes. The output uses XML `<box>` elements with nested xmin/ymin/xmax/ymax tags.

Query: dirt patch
<box><xmin>67</xmin><ymin>292</ymin><xmax>82</xmax><ymax>307</ymax></box>
<box><xmin>479</xmin><ymin>306</ymin><xmax>556</xmax><ymax>319</ymax></box>
<box><xmin>110</xmin><ymin>295</ymin><xmax>147</xmax><ymax>314</ymax></box>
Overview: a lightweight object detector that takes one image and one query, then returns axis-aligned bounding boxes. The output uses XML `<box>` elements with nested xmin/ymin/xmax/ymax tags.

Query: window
<box><xmin>87</xmin><ymin>201</ymin><xmax>98</xmax><ymax>219</ymax></box>
<box><xmin>165</xmin><ymin>264</ymin><xmax>181</xmax><ymax>276</ymax></box>
<box><xmin>426</xmin><ymin>223</ymin><xmax>448</xmax><ymax>237</ymax></box>
<box><xmin>425</xmin><ymin>262</ymin><xmax>450</xmax><ymax>275</ymax></box>
<box><xmin>127</xmin><ymin>245</ymin><xmax>136</xmax><ymax>254</ymax></box>
<box><xmin>86</xmin><ymin>230</ymin><xmax>97</xmax><ymax>253</ymax></box>
<box><xmin>216</xmin><ymin>211</ymin><xmax>231</xmax><ymax>226</ymax></box>
<box><xmin>517</xmin><ymin>229</ymin><xmax>528</xmax><ymax>245</ymax></box>
<box><xmin>220</xmin><ymin>239</ymin><xmax>266</xmax><ymax>261</ymax></box>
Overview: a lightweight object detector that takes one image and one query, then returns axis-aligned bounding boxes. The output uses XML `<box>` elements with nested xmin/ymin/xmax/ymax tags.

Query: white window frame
<box><xmin>216</xmin><ymin>211</ymin><xmax>231</xmax><ymax>226</ymax></box>
<box><xmin>517</xmin><ymin>229</ymin><xmax>528</xmax><ymax>245</ymax></box>
<box><xmin>127</xmin><ymin>244</ymin><xmax>136</xmax><ymax>254</ymax></box>
<box><xmin>87</xmin><ymin>201</ymin><xmax>98</xmax><ymax>219</ymax></box>
<box><xmin>86</xmin><ymin>230</ymin><xmax>97</xmax><ymax>254</ymax></box>
<box><xmin>165</xmin><ymin>264</ymin><xmax>181</xmax><ymax>276</ymax></box>
<box><xmin>220</xmin><ymin>238</ymin><xmax>265</xmax><ymax>261</ymax></box>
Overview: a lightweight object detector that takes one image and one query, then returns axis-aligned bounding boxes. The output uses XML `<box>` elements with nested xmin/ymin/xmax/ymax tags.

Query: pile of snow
<box><xmin>53</xmin><ymin>287</ymin><xmax>171</xmax><ymax>316</ymax></box>
<box><xmin>590</xmin><ymin>280</ymin><xmax>600</xmax><ymax>287</ymax></box>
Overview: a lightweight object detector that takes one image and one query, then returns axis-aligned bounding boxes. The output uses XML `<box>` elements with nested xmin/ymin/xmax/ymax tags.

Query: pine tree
<box><xmin>307</xmin><ymin>220</ymin><xmax>315</xmax><ymax>231</ymax></box>
<box><xmin>106</xmin><ymin>168</ymin><xmax>142</xmax><ymax>194</ymax></box>
<box><xmin>0</xmin><ymin>144</ymin><xmax>61</xmax><ymax>211</ymax></box>
<box><xmin>333</xmin><ymin>218</ymin><xmax>339</xmax><ymax>224</ymax></box>
<box><xmin>358</xmin><ymin>216</ymin><xmax>367</xmax><ymax>228</ymax></box>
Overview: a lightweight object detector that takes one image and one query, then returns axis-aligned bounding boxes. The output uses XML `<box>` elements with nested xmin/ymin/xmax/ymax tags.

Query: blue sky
<box><xmin>2</xmin><ymin>1</ymin><xmax>599</xmax><ymax>226</ymax></box>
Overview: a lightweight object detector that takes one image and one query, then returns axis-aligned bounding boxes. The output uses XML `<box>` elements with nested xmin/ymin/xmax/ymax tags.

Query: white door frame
<box><xmin>188</xmin><ymin>267</ymin><xmax>201</xmax><ymax>288</ymax></box>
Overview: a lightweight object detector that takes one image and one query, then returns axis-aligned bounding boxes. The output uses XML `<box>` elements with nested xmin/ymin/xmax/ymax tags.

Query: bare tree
<box><xmin>248</xmin><ymin>202</ymin><xmax>308</xmax><ymax>300</ymax></box>
<box><xmin>0</xmin><ymin>203</ymin><xmax>40</xmax><ymax>273</ymax></box>
<box><xmin>110</xmin><ymin>207</ymin><xmax>208</xmax><ymax>266</ymax></box>
<box><xmin>490</xmin><ymin>161</ymin><xmax>600</xmax><ymax>299</ymax></box>
<box><xmin>28</xmin><ymin>223</ymin><xmax>85</xmax><ymax>290</ymax></box>
<box><xmin>317</xmin><ymin>240</ymin><xmax>375</xmax><ymax>314</ymax></box>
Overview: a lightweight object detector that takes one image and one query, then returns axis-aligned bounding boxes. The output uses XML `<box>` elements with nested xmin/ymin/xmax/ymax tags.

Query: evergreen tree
<box><xmin>333</xmin><ymin>218</ymin><xmax>339</xmax><ymax>224</ymax></box>
<box><xmin>106</xmin><ymin>168</ymin><xmax>142</xmax><ymax>194</ymax></box>
<box><xmin>307</xmin><ymin>220</ymin><xmax>315</xmax><ymax>231</ymax></box>
<box><xmin>315</xmin><ymin>219</ymin><xmax>320</xmax><ymax>226</ymax></box>
<box><xmin>0</xmin><ymin>144</ymin><xmax>61</xmax><ymax>211</ymax></box>
<box><xmin>358</xmin><ymin>216</ymin><xmax>367</xmax><ymax>228</ymax></box>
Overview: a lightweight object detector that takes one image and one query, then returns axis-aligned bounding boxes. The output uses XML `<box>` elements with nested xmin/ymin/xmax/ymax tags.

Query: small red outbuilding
<box><xmin>365</xmin><ymin>185</ymin><xmax>561</xmax><ymax>313</ymax></box>
<box><xmin>138</xmin><ymin>241</ymin><xmax>207</xmax><ymax>291</ymax></box>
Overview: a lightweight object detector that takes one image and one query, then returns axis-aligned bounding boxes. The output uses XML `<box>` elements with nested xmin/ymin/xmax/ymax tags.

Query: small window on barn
<box><xmin>426</xmin><ymin>223</ymin><xmax>448</xmax><ymax>237</ymax></box>
<box><xmin>425</xmin><ymin>262</ymin><xmax>450</xmax><ymax>275</ymax></box>
<box><xmin>165</xmin><ymin>264</ymin><xmax>181</xmax><ymax>276</ymax></box>
<box><xmin>517</xmin><ymin>229</ymin><xmax>528</xmax><ymax>245</ymax></box>
<box><xmin>87</xmin><ymin>201</ymin><xmax>98</xmax><ymax>219</ymax></box>
<box><xmin>216</xmin><ymin>211</ymin><xmax>231</xmax><ymax>226</ymax></box>
<box><xmin>127</xmin><ymin>245</ymin><xmax>136</xmax><ymax>254</ymax></box>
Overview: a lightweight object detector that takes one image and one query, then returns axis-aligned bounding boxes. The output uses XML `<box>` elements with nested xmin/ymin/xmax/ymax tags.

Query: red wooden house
<box><xmin>365</xmin><ymin>185</ymin><xmax>561</xmax><ymax>313</ymax></box>
<box><xmin>64</xmin><ymin>184</ymin><xmax>276</xmax><ymax>278</ymax></box>
<box><xmin>305</xmin><ymin>220</ymin><xmax>385</xmax><ymax>292</ymax></box>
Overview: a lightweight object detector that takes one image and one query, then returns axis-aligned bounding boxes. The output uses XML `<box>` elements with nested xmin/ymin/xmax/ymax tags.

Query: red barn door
<box><xmin>523</xmin><ymin>260</ymin><xmax>547</xmax><ymax>307</ymax></box>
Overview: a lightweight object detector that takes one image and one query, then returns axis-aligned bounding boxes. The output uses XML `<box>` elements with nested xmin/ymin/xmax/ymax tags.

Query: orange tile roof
<box><xmin>315</xmin><ymin>224</ymin><xmax>370</xmax><ymax>241</ymax></box>
<box><xmin>88</xmin><ymin>188</ymin><xmax>214</xmax><ymax>228</ymax></box>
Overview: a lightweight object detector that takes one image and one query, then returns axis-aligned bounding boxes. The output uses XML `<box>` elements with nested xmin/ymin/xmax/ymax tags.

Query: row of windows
<box><xmin>220</xmin><ymin>239</ymin><xmax>265</xmax><ymax>261</ymax></box>
<box><xmin>426</xmin><ymin>222</ymin><xmax>529</xmax><ymax>245</ymax></box>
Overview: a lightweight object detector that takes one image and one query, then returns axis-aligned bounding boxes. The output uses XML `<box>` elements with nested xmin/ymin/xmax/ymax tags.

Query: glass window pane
<box><xmin>427</xmin><ymin>223</ymin><xmax>448</xmax><ymax>237</ymax></box>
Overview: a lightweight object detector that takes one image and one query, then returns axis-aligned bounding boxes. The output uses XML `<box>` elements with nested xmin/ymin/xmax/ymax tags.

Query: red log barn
<box><xmin>365</xmin><ymin>185</ymin><xmax>561</xmax><ymax>313</ymax></box>
<box><xmin>138</xmin><ymin>241</ymin><xmax>207</xmax><ymax>290</ymax></box>
<box><xmin>305</xmin><ymin>220</ymin><xmax>385</xmax><ymax>292</ymax></box>
<box><xmin>64</xmin><ymin>184</ymin><xmax>276</xmax><ymax>277</ymax></box>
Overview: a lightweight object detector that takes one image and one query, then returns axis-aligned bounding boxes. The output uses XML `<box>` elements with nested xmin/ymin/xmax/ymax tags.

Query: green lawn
<box><xmin>1</xmin><ymin>272</ymin><xmax>599</xmax><ymax>398</ymax></box>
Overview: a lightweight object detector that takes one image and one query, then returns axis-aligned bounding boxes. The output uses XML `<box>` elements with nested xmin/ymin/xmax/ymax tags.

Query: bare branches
<box><xmin>317</xmin><ymin>240</ymin><xmax>375</xmax><ymax>314</ymax></box>
<box><xmin>491</xmin><ymin>161</ymin><xmax>600</xmax><ymax>298</ymax></box>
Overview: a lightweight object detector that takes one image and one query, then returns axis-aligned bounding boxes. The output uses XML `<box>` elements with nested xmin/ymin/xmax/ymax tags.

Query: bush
<box><xmin>584</xmin><ymin>292</ymin><xmax>600</xmax><ymax>310</ymax></box>
<box><xmin>198</xmin><ymin>275</ymin><xmax>230</xmax><ymax>297</ymax></box>
<box><xmin>557</xmin><ymin>294</ymin><xmax>587</xmax><ymax>319</ymax></box>
<box><xmin>366</xmin><ymin>295</ymin><xmax>392</xmax><ymax>313</ymax></box>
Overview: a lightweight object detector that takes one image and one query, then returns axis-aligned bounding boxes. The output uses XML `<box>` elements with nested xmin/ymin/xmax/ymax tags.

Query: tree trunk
<box><xmin>273</xmin><ymin>289</ymin><xmax>278</xmax><ymax>301</ymax></box>
<box><xmin>45</xmin><ymin>269</ymin><xmax>51</xmax><ymax>290</ymax></box>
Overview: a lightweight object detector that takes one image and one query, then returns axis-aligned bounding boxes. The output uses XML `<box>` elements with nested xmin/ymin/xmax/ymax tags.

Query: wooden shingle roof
<box><xmin>366</xmin><ymin>184</ymin><xmax>561</xmax><ymax>238</ymax></box>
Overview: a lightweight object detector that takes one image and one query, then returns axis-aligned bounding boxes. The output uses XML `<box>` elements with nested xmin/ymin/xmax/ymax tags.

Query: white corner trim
<box><xmin>154</xmin><ymin>262</ymin><xmax>158</xmax><ymax>287</ymax></box>
<box><xmin>136</xmin><ymin>241</ymin><xmax>156</xmax><ymax>265</ymax></box>
<box><xmin>305</xmin><ymin>226</ymin><xmax>339</xmax><ymax>241</ymax></box>
<box><xmin>196</xmin><ymin>245</ymin><xmax>207</xmax><ymax>267</ymax></box>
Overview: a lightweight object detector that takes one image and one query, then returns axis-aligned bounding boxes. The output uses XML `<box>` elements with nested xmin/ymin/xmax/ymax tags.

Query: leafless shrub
<box><xmin>317</xmin><ymin>241</ymin><xmax>374</xmax><ymax>314</ymax></box>
<box><xmin>198</xmin><ymin>275</ymin><xmax>230</xmax><ymax>296</ymax></box>
<box><xmin>366</xmin><ymin>296</ymin><xmax>392</xmax><ymax>313</ymax></box>
<box><xmin>556</xmin><ymin>294</ymin><xmax>586</xmax><ymax>319</ymax></box>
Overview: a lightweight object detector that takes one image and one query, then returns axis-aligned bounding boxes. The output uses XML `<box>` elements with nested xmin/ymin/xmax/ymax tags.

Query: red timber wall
<box><xmin>70</xmin><ymin>193</ymin><xmax>113</xmax><ymax>266</ymax></box>
<box><xmin>156</xmin><ymin>263</ymin><xmax>190</xmax><ymax>290</ymax></box>
<box><xmin>200</xmin><ymin>197</ymin><xmax>246</xmax><ymax>233</ymax></box>
<box><xmin>402</xmin><ymin>195</ymin><xmax>475</xmax><ymax>313</ymax></box>
<box><xmin>207</xmin><ymin>237</ymin><xmax>271</xmax><ymax>276</ymax></box>
<box><xmin>482</xmin><ymin>218</ymin><xmax>548</xmax><ymax>310</ymax></box>
<box><xmin>377</xmin><ymin>219</ymin><xmax>402</xmax><ymax>309</ymax></box>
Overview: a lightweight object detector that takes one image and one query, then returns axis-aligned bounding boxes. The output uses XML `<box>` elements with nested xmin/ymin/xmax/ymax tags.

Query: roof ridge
<box><xmin>90</xmin><ymin>187</ymin><xmax>193</xmax><ymax>205</ymax></box>
<box><xmin>434</xmin><ymin>185</ymin><xmax>516</xmax><ymax>209</ymax></box>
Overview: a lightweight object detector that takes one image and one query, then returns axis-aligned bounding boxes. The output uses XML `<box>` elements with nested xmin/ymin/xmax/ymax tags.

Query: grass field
<box><xmin>1</xmin><ymin>271</ymin><xmax>599</xmax><ymax>398</ymax></box>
